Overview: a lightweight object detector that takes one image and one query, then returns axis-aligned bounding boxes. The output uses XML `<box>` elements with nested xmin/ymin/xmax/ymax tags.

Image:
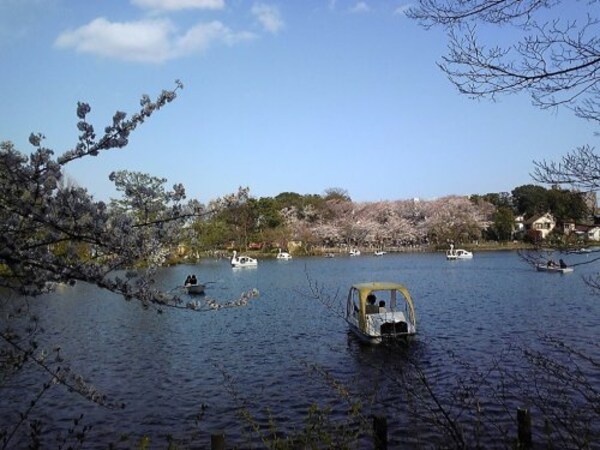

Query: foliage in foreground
<box><xmin>0</xmin><ymin>84</ymin><xmax>262</xmax><ymax>450</ymax></box>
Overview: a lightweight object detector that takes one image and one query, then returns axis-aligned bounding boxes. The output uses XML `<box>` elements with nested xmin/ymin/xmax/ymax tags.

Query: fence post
<box><xmin>211</xmin><ymin>431</ymin><xmax>225</xmax><ymax>450</ymax></box>
<box><xmin>517</xmin><ymin>408</ymin><xmax>532</xmax><ymax>449</ymax></box>
<box><xmin>373</xmin><ymin>415</ymin><xmax>388</xmax><ymax>450</ymax></box>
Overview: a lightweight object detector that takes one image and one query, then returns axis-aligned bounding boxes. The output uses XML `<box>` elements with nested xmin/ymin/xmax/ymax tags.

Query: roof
<box><xmin>351</xmin><ymin>281</ymin><xmax>410</xmax><ymax>292</ymax></box>
<box><xmin>350</xmin><ymin>281</ymin><xmax>417</xmax><ymax>331</ymax></box>
<box><xmin>525</xmin><ymin>212</ymin><xmax>555</xmax><ymax>225</ymax></box>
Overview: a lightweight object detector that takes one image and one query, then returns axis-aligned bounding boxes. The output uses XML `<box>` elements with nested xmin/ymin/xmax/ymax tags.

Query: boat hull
<box><xmin>185</xmin><ymin>284</ymin><xmax>205</xmax><ymax>294</ymax></box>
<box><xmin>348</xmin><ymin>322</ymin><xmax>415</xmax><ymax>344</ymax></box>
<box><xmin>535</xmin><ymin>264</ymin><xmax>573</xmax><ymax>274</ymax></box>
<box><xmin>231</xmin><ymin>261</ymin><xmax>257</xmax><ymax>267</ymax></box>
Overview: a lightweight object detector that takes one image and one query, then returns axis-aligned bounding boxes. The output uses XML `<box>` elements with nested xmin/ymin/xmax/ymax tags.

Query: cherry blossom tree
<box><xmin>0</xmin><ymin>82</ymin><xmax>201</xmax><ymax>302</ymax></box>
<box><xmin>422</xmin><ymin>196</ymin><xmax>490</xmax><ymax>245</ymax></box>
<box><xmin>0</xmin><ymin>83</ymin><xmax>263</xmax><ymax>448</ymax></box>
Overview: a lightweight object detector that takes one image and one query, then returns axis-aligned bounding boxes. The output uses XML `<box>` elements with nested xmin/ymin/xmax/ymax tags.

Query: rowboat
<box><xmin>535</xmin><ymin>263</ymin><xmax>573</xmax><ymax>274</ymax></box>
<box><xmin>185</xmin><ymin>283</ymin><xmax>206</xmax><ymax>294</ymax></box>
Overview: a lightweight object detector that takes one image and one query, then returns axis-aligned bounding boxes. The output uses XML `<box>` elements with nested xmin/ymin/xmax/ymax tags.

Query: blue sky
<box><xmin>1</xmin><ymin>0</ymin><xmax>597</xmax><ymax>204</ymax></box>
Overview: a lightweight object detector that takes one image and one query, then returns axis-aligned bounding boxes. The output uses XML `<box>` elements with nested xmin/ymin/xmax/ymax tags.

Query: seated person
<box><xmin>559</xmin><ymin>259</ymin><xmax>567</xmax><ymax>269</ymax></box>
<box><xmin>190</xmin><ymin>274</ymin><xmax>198</xmax><ymax>285</ymax></box>
<box><xmin>365</xmin><ymin>293</ymin><xmax>379</xmax><ymax>314</ymax></box>
<box><xmin>378</xmin><ymin>300</ymin><xmax>386</xmax><ymax>313</ymax></box>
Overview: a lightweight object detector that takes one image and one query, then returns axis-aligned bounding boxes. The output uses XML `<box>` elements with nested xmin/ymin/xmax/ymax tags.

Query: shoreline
<box><xmin>172</xmin><ymin>242</ymin><xmax>536</xmax><ymax>264</ymax></box>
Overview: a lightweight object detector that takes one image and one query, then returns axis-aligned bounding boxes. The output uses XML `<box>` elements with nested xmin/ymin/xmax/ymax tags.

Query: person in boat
<box><xmin>559</xmin><ymin>259</ymin><xmax>567</xmax><ymax>269</ymax></box>
<box><xmin>184</xmin><ymin>275</ymin><xmax>192</xmax><ymax>286</ymax></box>
<box><xmin>366</xmin><ymin>294</ymin><xmax>379</xmax><ymax>314</ymax></box>
<box><xmin>190</xmin><ymin>274</ymin><xmax>197</xmax><ymax>285</ymax></box>
<box><xmin>547</xmin><ymin>260</ymin><xmax>557</xmax><ymax>268</ymax></box>
<box><xmin>378</xmin><ymin>300</ymin><xmax>386</xmax><ymax>313</ymax></box>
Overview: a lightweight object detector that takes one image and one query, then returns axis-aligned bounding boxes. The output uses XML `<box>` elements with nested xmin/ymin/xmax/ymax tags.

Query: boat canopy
<box><xmin>349</xmin><ymin>281</ymin><xmax>416</xmax><ymax>330</ymax></box>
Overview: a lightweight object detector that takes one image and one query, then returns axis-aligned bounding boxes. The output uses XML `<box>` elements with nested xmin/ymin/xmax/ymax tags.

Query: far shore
<box><xmin>172</xmin><ymin>241</ymin><xmax>541</xmax><ymax>264</ymax></box>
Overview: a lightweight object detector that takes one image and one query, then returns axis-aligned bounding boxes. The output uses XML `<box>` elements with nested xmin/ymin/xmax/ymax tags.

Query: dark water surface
<box><xmin>2</xmin><ymin>251</ymin><xmax>599</xmax><ymax>448</ymax></box>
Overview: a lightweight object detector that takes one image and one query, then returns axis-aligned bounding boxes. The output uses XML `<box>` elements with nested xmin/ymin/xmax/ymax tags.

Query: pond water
<box><xmin>2</xmin><ymin>251</ymin><xmax>599</xmax><ymax>448</ymax></box>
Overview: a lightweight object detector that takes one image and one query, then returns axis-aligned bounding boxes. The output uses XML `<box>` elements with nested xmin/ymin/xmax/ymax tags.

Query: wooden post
<box><xmin>373</xmin><ymin>415</ymin><xmax>388</xmax><ymax>450</ymax></box>
<box><xmin>211</xmin><ymin>431</ymin><xmax>225</xmax><ymax>450</ymax></box>
<box><xmin>517</xmin><ymin>408</ymin><xmax>532</xmax><ymax>449</ymax></box>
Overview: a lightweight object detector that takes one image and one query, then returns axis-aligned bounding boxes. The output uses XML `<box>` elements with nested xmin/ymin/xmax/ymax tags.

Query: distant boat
<box><xmin>535</xmin><ymin>263</ymin><xmax>573</xmax><ymax>274</ymax></box>
<box><xmin>374</xmin><ymin>251</ymin><xmax>386</xmax><ymax>256</ymax></box>
<box><xmin>183</xmin><ymin>274</ymin><xmax>204</xmax><ymax>294</ymax></box>
<box><xmin>349</xmin><ymin>248</ymin><xmax>361</xmax><ymax>256</ymax></box>
<box><xmin>324</xmin><ymin>253</ymin><xmax>335</xmax><ymax>258</ymax></box>
<box><xmin>567</xmin><ymin>248</ymin><xmax>591</xmax><ymax>254</ymax></box>
<box><xmin>231</xmin><ymin>250</ymin><xmax>258</xmax><ymax>268</ymax></box>
<box><xmin>446</xmin><ymin>248</ymin><xmax>473</xmax><ymax>260</ymax></box>
<box><xmin>276</xmin><ymin>248</ymin><xmax>292</xmax><ymax>260</ymax></box>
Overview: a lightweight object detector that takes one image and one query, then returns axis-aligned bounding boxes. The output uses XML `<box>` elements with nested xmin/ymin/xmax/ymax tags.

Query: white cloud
<box><xmin>251</xmin><ymin>3</ymin><xmax>284</xmax><ymax>34</ymax></box>
<box><xmin>175</xmin><ymin>21</ymin><xmax>255</xmax><ymax>55</ymax></box>
<box><xmin>55</xmin><ymin>17</ymin><xmax>254</xmax><ymax>64</ymax></box>
<box><xmin>131</xmin><ymin>0</ymin><xmax>225</xmax><ymax>11</ymax></box>
<box><xmin>349</xmin><ymin>2</ymin><xmax>370</xmax><ymax>13</ymax></box>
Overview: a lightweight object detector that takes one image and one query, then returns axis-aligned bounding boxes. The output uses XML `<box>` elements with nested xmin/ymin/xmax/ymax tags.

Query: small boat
<box><xmin>345</xmin><ymin>281</ymin><xmax>417</xmax><ymax>344</ymax></box>
<box><xmin>183</xmin><ymin>274</ymin><xmax>204</xmax><ymax>294</ymax></box>
<box><xmin>349</xmin><ymin>248</ymin><xmax>361</xmax><ymax>256</ymax></box>
<box><xmin>535</xmin><ymin>263</ymin><xmax>573</xmax><ymax>274</ymax></box>
<box><xmin>231</xmin><ymin>250</ymin><xmax>258</xmax><ymax>268</ymax></box>
<box><xmin>184</xmin><ymin>283</ymin><xmax>206</xmax><ymax>295</ymax></box>
<box><xmin>446</xmin><ymin>249</ymin><xmax>473</xmax><ymax>260</ymax></box>
<box><xmin>276</xmin><ymin>248</ymin><xmax>292</xmax><ymax>260</ymax></box>
<box><xmin>324</xmin><ymin>253</ymin><xmax>335</xmax><ymax>258</ymax></box>
<box><xmin>374</xmin><ymin>251</ymin><xmax>386</xmax><ymax>256</ymax></box>
<box><xmin>567</xmin><ymin>248</ymin><xmax>591</xmax><ymax>254</ymax></box>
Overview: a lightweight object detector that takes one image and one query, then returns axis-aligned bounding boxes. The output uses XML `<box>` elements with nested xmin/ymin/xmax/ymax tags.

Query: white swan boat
<box><xmin>231</xmin><ymin>250</ymin><xmax>258</xmax><ymax>267</ymax></box>
<box><xmin>345</xmin><ymin>281</ymin><xmax>417</xmax><ymax>344</ymax></box>
<box><xmin>374</xmin><ymin>251</ymin><xmax>386</xmax><ymax>256</ymax></box>
<box><xmin>349</xmin><ymin>248</ymin><xmax>361</xmax><ymax>256</ymax></box>
<box><xmin>446</xmin><ymin>248</ymin><xmax>473</xmax><ymax>260</ymax></box>
<box><xmin>276</xmin><ymin>248</ymin><xmax>292</xmax><ymax>260</ymax></box>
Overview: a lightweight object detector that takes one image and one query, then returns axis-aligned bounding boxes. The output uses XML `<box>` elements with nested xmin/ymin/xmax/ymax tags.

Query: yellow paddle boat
<box><xmin>345</xmin><ymin>281</ymin><xmax>417</xmax><ymax>344</ymax></box>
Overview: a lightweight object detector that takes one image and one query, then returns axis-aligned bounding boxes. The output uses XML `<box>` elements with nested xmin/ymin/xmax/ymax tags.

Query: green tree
<box><xmin>254</xmin><ymin>197</ymin><xmax>283</xmax><ymax>230</ymax></box>
<box><xmin>546</xmin><ymin>186</ymin><xmax>589</xmax><ymax>222</ymax></box>
<box><xmin>274</xmin><ymin>192</ymin><xmax>325</xmax><ymax>222</ymax></box>
<box><xmin>491</xmin><ymin>206</ymin><xmax>515</xmax><ymax>241</ymax></box>
<box><xmin>193</xmin><ymin>219</ymin><xmax>232</xmax><ymax>251</ymax></box>
<box><xmin>511</xmin><ymin>185</ymin><xmax>549</xmax><ymax>217</ymax></box>
<box><xmin>323</xmin><ymin>187</ymin><xmax>351</xmax><ymax>202</ymax></box>
<box><xmin>274</xmin><ymin>192</ymin><xmax>307</xmax><ymax>211</ymax></box>
<box><xmin>211</xmin><ymin>187</ymin><xmax>257</xmax><ymax>249</ymax></box>
<box><xmin>109</xmin><ymin>170</ymin><xmax>184</xmax><ymax>222</ymax></box>
<box><xmin>470</xmin><ymin>192</ymin><xmax>511</xmax><ymax>209</ymax></box>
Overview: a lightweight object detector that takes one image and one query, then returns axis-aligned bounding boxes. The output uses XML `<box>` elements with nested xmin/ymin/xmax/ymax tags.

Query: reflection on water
<box><xmin>1</xmin><ymin>251</ymin><xmax>599</xmax><ymax>448</ymax></box>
